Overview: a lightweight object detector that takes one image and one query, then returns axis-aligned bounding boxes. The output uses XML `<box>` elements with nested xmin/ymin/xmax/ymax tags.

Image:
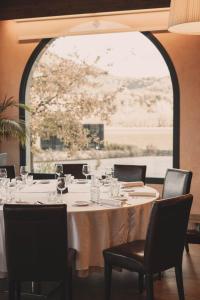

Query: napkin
<box><xmin>128</xmin><ymin>191</ymin><xmax>157</xmax><ymax>197</ymax></box>
<box><xmin>121</xmin><ymin>181</ymin><xmax>144</xmax><ymax>188</ymax></box>
<box><xmin>100</xmin><ymin>199</ymin><xmax>122</xmax><ymax>207</ymax></box>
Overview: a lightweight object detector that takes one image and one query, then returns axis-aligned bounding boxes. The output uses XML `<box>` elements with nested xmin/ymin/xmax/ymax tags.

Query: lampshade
<box><xmin>168</xmin><ymin>0</ymin><xmax>200</xmax><ymax>34</ymax></box>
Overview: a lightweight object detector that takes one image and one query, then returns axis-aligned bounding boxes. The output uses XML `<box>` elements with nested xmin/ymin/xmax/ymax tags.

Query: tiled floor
<box><xmin>1</xmin><ymin>244</ymin><xmax>200</xmax><ymax>300</ymax></box>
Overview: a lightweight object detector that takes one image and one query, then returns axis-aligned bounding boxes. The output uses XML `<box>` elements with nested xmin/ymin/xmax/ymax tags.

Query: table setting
<box><xmin>0</xmin><ymin>165</ymin><xmax>159</xmax><ymax>277</ymax></box>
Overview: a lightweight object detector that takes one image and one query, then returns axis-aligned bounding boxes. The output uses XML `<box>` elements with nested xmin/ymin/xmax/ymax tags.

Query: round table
<box><xmin>0</xmin><ymin>180</ymin><xmax>159</xmax><ymax>277</ymax></box>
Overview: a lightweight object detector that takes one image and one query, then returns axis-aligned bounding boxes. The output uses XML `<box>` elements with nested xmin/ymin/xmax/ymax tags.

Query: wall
<box><xmin>0</xmin><ymin>21</ymin><xmax>37</xmax><ymax>172</ymax></box>
<box><xmin>0</xmin><ymin>20</ymin><xmax>200</xmax><ymax>212</ymax></box>
<box><xmin>154</xmin><ymin>32</ymin><xmax>200</xmax><ymax>213</ymax></box>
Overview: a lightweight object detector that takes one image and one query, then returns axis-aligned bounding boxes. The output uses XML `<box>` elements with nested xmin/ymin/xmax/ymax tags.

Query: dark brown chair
<box><xmin>61</xmin><ymin>163</ymin><xmax>88</xmax><ymax>179</ymax></box>
<box><xmin>185</xmin><ymin>214</ymin><xmax>200</xmax><ymax>253</ymax></box>
<box><xmin>0</xmin><ymin>165</ymin><xmax>15</xmax><ymax>179</ymax></box>
<box><xmin>29</xmin><ymin>172</ymin><xmax>56</xmax><ymax>180</ymax></box>
<box><xmin>103</xmin><ymin>194</ymin><xmax>193</xmax><ymax>300</ymax></box>
<box><xmin>162</xmin><ymin>168</ymin><xmax>193</xmax><ymax>254</ymax></box>
<box><xmin>162</xmin><ymin>168</ymin><xmax>192</xmax><ymax>199</ymax></box>
<box><xmin>3</xmin><ymin>204</ymin><xmax>76</xmax><ymax>300</ymax></box>
<box><xmin>113</xmin><ymin>164</ymin><xmax>146</xmax><ymax>183</ymax></box>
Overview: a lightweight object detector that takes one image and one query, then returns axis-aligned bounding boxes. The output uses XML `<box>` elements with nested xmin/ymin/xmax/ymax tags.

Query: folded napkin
<box><xmin>122</xmin><ymin>181</ymin><xmax>144</xmax><ymax>188</ymax></box>
<box><xmin>100</xmin><ymin>199</ymin><xmax>122</xmax><ymax>207</ymax></box>
<box><xmin>15</xmin><ymin>200</ymin><xmax>30</xmax><ymax>204</ymax></box>
<box><xmin>128</xmin><ymin>191</ymin><xmax>157</xmax><ymax>197</ymax></box>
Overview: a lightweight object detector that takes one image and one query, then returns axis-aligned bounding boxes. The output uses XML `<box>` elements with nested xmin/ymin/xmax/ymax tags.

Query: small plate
<box><xmin>74</xmin><ymin>201</ymin><xmax>90</xmax><ymax>206</ymax></box>
<box><xmin>39</xmin><ymin>180</ymin><xmax>50</xmax><ymax>184</ymax></box>
<box><xmin>113</xmin><ymin>196</ymin><xmax>127</xmax><ymax>202</ymax></box>
<box><xmin>76</xmin><ymin>179</ymin><xmax>88</xmax><ymax>184</ymax></box>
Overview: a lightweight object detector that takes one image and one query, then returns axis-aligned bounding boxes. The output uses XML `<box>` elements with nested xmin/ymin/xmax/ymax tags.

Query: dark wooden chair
<box><xmin>3</xmin><ymin>204</ymin><xmax>76</xmax><ymax>300</ymax></box>
<box><xmin>185</xmin><ymin>214</ymin><xmax>200</xmax><ymax>253</ymax></box>
<box><xmin>61</xmin><ymin>163</ymin><xmax>88</xmax><ymax>179</ymax></box>
<box><xmin>162</xmin><ymin>168</ymin><xmax>192</xmax><ymax>199</ymax></box>
<box><xmin>0</xmin><ymin>165</ymin><xmax>15</xmax><ymax>179</ymax></box>
<box><xmin>113</xmin><ymin>164</ymin><xmax>146</xmax><ymax>183</ymax></box>
<box><xmin>162</xmin><ymin>168</ymin><xmax>193</xmax><ymax>254</ymax></box>
<box><xmin>103</xmin><ymin>194</ymin><xmax>193</xmax><ymax>300</ymax></box>
<box><xmin>29</xmin><ymin>172</ymin><xmax>56</xmax><ymax>180</ymax></box>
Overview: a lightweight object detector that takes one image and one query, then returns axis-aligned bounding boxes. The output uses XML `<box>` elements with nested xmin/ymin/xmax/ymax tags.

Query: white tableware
<box><xmin>74</xmin><ymin>201</ymin><xmax>90</xmax><ymax>206</ymax></box>
<box><xmin>76</xmin><ymin>179</ymin><xmax>88</xmax><ymax>184</ymax></box>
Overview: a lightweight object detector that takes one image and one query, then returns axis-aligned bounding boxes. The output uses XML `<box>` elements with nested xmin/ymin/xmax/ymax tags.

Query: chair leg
<box><xmin>138</xmin><ymin>273</ymin><xmax>144</xmax><ymax>293</ymax></box>
<box><xmin>146</xmin><ymin>274</ymin><xmax>154</xmax><ymax>300</ymax></box>
<box><xmin>158</xmin><ymin>272</ymin><xmax>162</xmax><ymax>280</ymax></box>
<box><xmin>8</xmin><ymin>280</ymin><xmax>15</xmax><ymax>300</ymax></box>
<box><xmin>185</xmin><ymin>241</ymin><xmax>190</xmax><ymax>254</ymax></box>
<box><xmin>16</xmin><ymin>282</ymin><xmax>21</xmax><ymax>300</ymax></box>
<box><xmin>175</xmin><ymin>265</ymin><xmax>185</xmax><ymax>300</ymax></box>
<box><xmin>104</xmin><ymin>262</ymin><xmax>112</xmax><ymax>300</ymax></box>
<box><xmin>65</xmin><ymin>267</ymin><xmax>73</xmax><ymax>300</ymax></box>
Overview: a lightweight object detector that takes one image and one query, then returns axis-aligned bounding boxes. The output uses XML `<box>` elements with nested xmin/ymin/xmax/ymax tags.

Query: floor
<box><xmin>0</xmin><ymin>244</ymin><xmax>199</xmax><ymax>300</ymax></box>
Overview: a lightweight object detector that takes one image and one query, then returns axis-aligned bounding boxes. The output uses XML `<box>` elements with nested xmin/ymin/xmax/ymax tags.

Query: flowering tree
<box><xmin>29</xmin><ymin>51</ymin><xmax>122</xmax><ymax>155</ymax></box>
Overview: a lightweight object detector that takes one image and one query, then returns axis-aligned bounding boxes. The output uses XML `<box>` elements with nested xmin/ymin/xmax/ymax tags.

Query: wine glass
<box><xmin>55</xmin><ymin>164</ymin><xmax>63</xmax><ymax>178</ymax></box>
<box><xmin>0</xmin><ymin>168</ymin><xmax>8</xmax><ymax>191</ymax></box>
<box><xmin>20</xmin><ymin>166</ymin><xmax>28</xmax><ymax>183</ymax></box>
<box><xmin>0</xmin><ymin>168</ymin><xmax>7</xmax><ymax>179</ymax></box>
<box><xmin>82</xmin><ymin>165</ymin><xmax>90</xmax><ymax>182</ymax></box>
<box><xmin>57</xmin><ymin>176</ymin><xmax>66</xmax><ymax>199</ymax></box>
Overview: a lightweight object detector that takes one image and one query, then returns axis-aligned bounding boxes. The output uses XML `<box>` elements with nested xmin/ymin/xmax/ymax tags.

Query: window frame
<box><xmin>19</xmin><ymin>32</ymin><xmax>180</xmax><ymax>184</ymax></box>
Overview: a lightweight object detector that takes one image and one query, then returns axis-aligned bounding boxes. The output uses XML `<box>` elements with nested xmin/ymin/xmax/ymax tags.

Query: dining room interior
<box><xmin>0</xmin><ymin>0</ymin><xmax>200</xmax><ymax>300</ymax></box>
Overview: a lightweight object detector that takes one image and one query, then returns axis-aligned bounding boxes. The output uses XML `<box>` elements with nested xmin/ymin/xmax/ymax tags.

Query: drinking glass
<box><xmin>20</xmin><ymin>166</ymin><xmax>28</xmax><ymax>183</ymax></box>
<box><xmin>82</xmin><ymin>165</ymin><xmax>90</xmax><ymax>182</ymax></box>
<box><xmin>0</xmin><ymin>168</ymin><xmax>7</xmax><ymax>179</ymax></box>
<box><xmin>57</xmin><ymin>176</ymin><xmax>66</xmax><ymax>200</ymax></box>
<box><xmin>55</xmin><ymin>164</ymin><xmax>63</xmax><ymax>177</ymax></box>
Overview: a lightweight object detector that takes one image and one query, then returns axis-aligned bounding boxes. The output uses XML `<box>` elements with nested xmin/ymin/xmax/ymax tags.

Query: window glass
<box><xmin>26</xmin><ymin>32</ymin><xmax>174</xmax><ymax>178</ymax></box>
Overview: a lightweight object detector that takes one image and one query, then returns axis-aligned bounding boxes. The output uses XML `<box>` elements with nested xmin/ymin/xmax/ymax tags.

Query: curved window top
<box><xmin>21</xmin><ymin>32</ymin><xmax>179</xmax><ymax>183</ymax></box>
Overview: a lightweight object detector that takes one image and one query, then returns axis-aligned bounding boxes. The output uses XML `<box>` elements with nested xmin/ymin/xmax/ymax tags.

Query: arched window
<box><xmin>20</xmin><ymin>32</ymin><xmax>179</xmax><ymax>183</ymax></box>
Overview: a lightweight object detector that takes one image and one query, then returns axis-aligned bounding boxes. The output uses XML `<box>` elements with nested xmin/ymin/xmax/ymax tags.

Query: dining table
<box><xmin>0</xmin><ymin>179</ymin><xmax>159</xmax><ymax>278</ymax></box>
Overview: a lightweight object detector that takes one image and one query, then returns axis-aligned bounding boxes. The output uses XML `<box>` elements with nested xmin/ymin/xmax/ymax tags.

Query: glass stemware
<box><xmin>57</xmin><ymin>176</ymin><xmax>67</xmax><ymax>200</ymax></box>
<box><xmin>82</xmin><ymin>165</ymin><xmax>90</xmax><ymax>182</ymax></box>
<box><xmin>55</xmin><ymin>164</ymin><xmax>63</xmax><ymax>178</ymax></box>
<box><xmin>0</xmin><ymin>168</ymin><xmax>7</xmax><ymax>180</ymax></box>
<box><xmin>20</xmin><ymin>166</ymin><xmax>28</xmax><ymax>183</ymax></box>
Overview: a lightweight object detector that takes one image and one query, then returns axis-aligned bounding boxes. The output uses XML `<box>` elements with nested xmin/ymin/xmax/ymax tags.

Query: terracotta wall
<box><xmin>0</xmin><ymin>20</ymin><xmax>200</xmax><ymax>212</ymax></box>
<box><xmin>0</xmin><ymin>21</ymin><xmax>37</xmax><ymax>172</ymax></box>
<box><xmin>154</xmin><ymin>32</ymin><xmax>200</xmax><ymax>213</ymax></box>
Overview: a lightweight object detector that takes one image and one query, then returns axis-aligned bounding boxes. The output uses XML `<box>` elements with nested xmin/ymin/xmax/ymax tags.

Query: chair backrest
<box><xmin>144</xmin><ymin>194</ymin><xmax>193</xmax><ymax>273</ymax></box>
<box><xmin>0</xmin><ymin>165</ymin><xmax>15</xmax><ymax>179</ymax></box>
<box><xmin>0</xmin><ymin>153</ymin><xmax>7</xmax><ymax>166</ymax></box>
<box><xmin>4</xmin><ymin>204</ymin><xmax>68</xmax><ymax>281</ymax></box>
<box><xmin>29</xmin><ymin>172</ymin><xmax>56</xmax><ymax>180</ymax></box>
<box><xmin>62</xmin><ymin>163</ymin><xmax>88</xmax><ymax>179</ymax></box>
<box><xmin>114</xmin><ymin>164</ymin><xmax>146</xmax><ymax>183</ymax></box>
<box><xmin>162</xmin><ymin>168</ymin><xmax>192</xmax><ymax>199</ymax></box>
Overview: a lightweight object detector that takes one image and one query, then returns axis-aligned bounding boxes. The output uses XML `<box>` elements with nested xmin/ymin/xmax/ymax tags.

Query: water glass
<box><xmin>111</xmin><ymin>178</ymin><xmax>120</xmax><ymax>198</ymax></box>
<box><xmin>55</xmin><ymin>164</ymin><xmax>63</xmax><ymax>177</ymax></box>
<box><xmin>48</xmin><ymin>191</ymin><xmax>57</xmax><ymax>203</ymax></box>
<box><xmin>26</xmin><ymin>175</ymin><xmax>33</xmax><ymax>185</ymax></box>
<box><xmin>20</xmin><ymin>166</ymin><xmax>28</xmax><ymax>183</ymax></box>
<box><xmin>82</xmin><ymin>165</ymin><xmax>91</xmax><ymax>181</ymax></box>
<box><xmin>0</xmin><ymin>168</ymin><xmax>7</xmax><ymax>181</ymax></box>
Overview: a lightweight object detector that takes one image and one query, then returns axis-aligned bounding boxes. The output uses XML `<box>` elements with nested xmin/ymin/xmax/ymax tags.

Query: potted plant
<box><xmin>0</xmin><ymin>96</ymin><xmax>29</xmax><ymax>145</ymax></box>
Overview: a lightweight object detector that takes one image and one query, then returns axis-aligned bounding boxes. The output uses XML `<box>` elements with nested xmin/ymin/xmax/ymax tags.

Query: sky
<box><xmin>48</xmin><ymin>32</ymin><xmax>170</xmax><ymax>78</ymax></box>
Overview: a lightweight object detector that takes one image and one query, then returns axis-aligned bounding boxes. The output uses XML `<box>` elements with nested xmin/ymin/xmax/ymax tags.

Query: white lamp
<box><xmin>168</xmin><ymin>0</ymin><xmax>200</xmax><ymax>34</ymax></box>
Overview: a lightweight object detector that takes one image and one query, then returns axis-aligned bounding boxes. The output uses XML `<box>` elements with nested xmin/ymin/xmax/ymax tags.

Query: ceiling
<box><xmin>0</xmin><ymin>0</ymin><xmax>170</xmax><ymax>20</ymax></box>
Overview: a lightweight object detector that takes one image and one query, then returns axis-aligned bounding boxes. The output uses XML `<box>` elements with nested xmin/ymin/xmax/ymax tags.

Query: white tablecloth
<box><xmin>0</xmin><ymin>181</ymin><xmax>159</xmax><ymax>277</ymax></box>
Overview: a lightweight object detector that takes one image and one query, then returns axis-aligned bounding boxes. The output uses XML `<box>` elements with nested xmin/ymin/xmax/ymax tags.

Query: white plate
<box><xmin>113</xmin><ymin>196</ymin><xmax>127</xmax><ymax>202</ymax></box>
<box><xmin>74</xmin><ymin>201</ymin><xmax>90</xmax><ymax>206</ymax></box>
<box><xmin>76</xmin><ymin>179</ymin><xmax>88</xmax><ymax>184</ymax></box>
<box><xmin>39</xmin><ymin>180</ymin><xmax>50</xmax><ymax>184</ymax></box>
